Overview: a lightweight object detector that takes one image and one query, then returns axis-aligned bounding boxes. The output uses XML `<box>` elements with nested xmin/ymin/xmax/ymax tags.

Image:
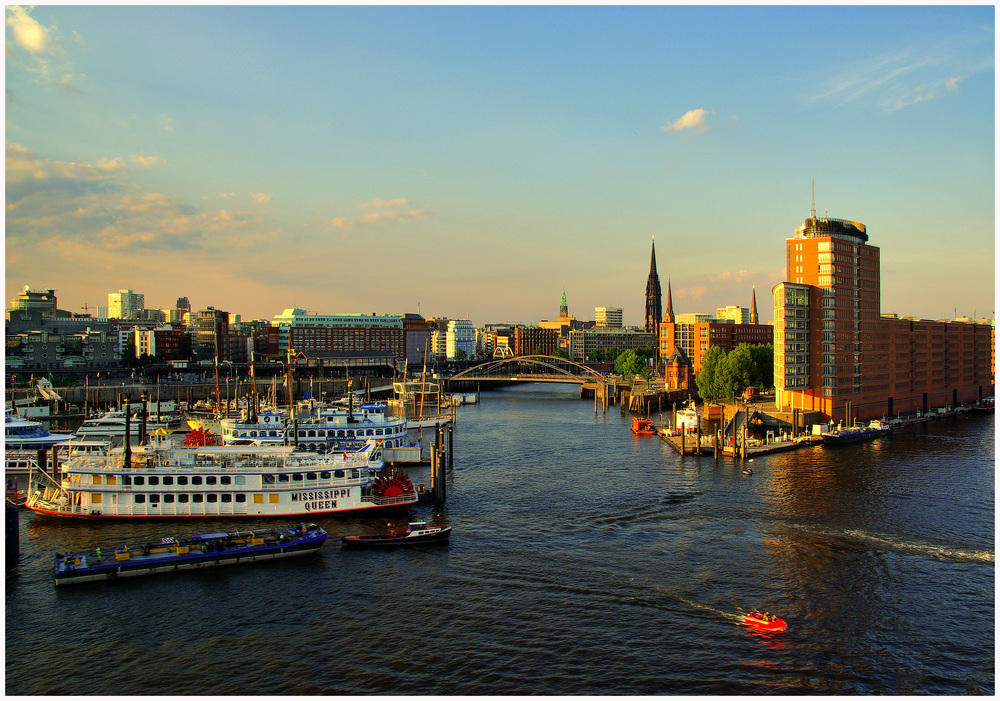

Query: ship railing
<box><xmin>364</xmin><ymin>493</ymin><xmax>419</xmax><ymax>506</ymax></box>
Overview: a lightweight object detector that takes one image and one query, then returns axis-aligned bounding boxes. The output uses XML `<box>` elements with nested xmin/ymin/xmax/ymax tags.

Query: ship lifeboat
<box><xmin>743</xmin><ymin>610</ymin><xmax>786</xmax><ymax>631</ymax></box>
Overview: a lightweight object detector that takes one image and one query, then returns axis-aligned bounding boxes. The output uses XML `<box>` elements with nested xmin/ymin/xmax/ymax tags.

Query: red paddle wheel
<box><xmin>183</xmin><ymin>427</ymin><xmax>219</xmax><ymax>447</ymax></box>
<box><xmin>372</xmin><ymin>466</ymin><xmax>416</xmax><ymax>501</ymax></box>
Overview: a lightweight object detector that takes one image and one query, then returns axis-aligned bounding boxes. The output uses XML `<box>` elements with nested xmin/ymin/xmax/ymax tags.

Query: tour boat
<box><xmin>821</xmin><ymin>422</ymin><xmax>888</xmax><ymax>445</ymax></box>
<box><xmin>24</xmin><ymin>438</ymin><xmax>418</xmax><ymax>520</ymax></box>
<box><xmin>220</xmin><ymin>401</ymin><xmax>409</xmax><ymax>454</ymax></box>
<box><xmin>5</xmin><ymin>408</ymin><xmax>73</xmax><ymax>449</ymax></box>
<box><xmin>54</xmin><ymin>522</ymin><xmax>328</xmax><ymax>586</ymax></box>
<box><xmin>675</xmin><ymin>400</ymin><xmax>699</xmax><ymax>432</ymax></box>
<box><xmin>630</xmin><ymin>418</ymin><xmax>656</xmax><ymax>435</ymax></box>
<box><xmin>743</xmin><ymin>610</ymin><xmax>786</xmax><ymax>631</ymax></box>
<box><xmin>973</xmin><ymin>397</ymin><xmax>995</xmax><ymax>413</ymax></box>
<box><xmin>341</xmin><ymin>521</ymin><xmax>451</xmax><ymax>548</ymax></box>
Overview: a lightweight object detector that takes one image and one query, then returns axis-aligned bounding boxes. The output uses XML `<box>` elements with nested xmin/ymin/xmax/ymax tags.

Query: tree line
<box><xmin>695</xmin><ymin>343</ymin><xmax>774</xmax><ymax>403</ymax></box>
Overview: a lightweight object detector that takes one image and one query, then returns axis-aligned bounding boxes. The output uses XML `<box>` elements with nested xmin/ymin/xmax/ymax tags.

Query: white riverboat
<box><xmin>24</xmin><ymin>439</ymin><xmax>418</xmax><ymax>520</ymax></box>
<box><xmin>220</xmin><ymin>401</ymin><xmax>409</xmax><ymax>454</ymax></box>
<box><xmin>77</xmin><ymin>409</ymin><xmax>184</xmax><ymax>440</ymax></box>
<box><xmin>5</xmin><ymin>408</ymin><xmax>73</xmax><ymax>449</ymax></box>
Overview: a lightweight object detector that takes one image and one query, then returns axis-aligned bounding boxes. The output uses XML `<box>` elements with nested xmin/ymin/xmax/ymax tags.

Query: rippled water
<box><xmin>6</xmin><ymin>384</ymin><xmax>995</xmax><ymax>694</ymax></box>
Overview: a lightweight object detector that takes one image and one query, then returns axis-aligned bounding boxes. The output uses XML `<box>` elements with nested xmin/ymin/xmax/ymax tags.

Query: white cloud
<box><xmin>131</xmin><ymin>155</ymin><xmax>166</xmax><ymax>168</ymax></box>
<box><xmin>662</xmin><ymin>108</ymin><xmax>709</xmax><ymax>135</ymax></box>
<box><xmin>945</xmin><ymin>76</ymin><xmax>962</xmax><ymax>91</ymax></box>
<box><xmin>6</xmin><ymin>6</ymin><xmax>56</xmax><ymax>54</ymax></box>
<box><xmin>251</xmin><ymin>193</ymin><xmax>273</xmax><ymax>205</ymax></box>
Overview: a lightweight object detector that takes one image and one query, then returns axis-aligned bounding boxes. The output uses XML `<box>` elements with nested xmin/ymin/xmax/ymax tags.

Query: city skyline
<box><xmin>6</xmin><ymin>5</ymin><xmax>995</xmax><ymax>327</ymax></box>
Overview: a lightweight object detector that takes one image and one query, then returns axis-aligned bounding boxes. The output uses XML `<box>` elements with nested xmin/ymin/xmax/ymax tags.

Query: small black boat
<box><xmin>341</xmin><ymin>521</ymin><xmax>451</xmax><ymax>548</ymax></box>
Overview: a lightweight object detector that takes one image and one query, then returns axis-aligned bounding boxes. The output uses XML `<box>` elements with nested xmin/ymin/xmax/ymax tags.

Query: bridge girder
<box><xmin>451</xmin><ymin>355</ymin><xmax>604</xmax><ymax>384</ymax></box>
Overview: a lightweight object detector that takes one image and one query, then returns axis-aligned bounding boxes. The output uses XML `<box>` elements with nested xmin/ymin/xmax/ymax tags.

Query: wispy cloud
<box><xmin>251</xmin><ymin>193</ymin><xmax>273</xmax><ymax>205</ymax></box>
<box><xmin>131</xmin><ymin>155</ymin><xmax>166</xmax><ymax>168</ymax></box>
<box><xmin>810</xmin><ymin>35</ymin><xmax>992</xmax><ymax>112</ymax></box>
<box><xmin>322</xmin><ymin>198</ymin><xmax>430</xmax><ymax>232</ymax></box>
<box><xmin>5</xmin><ymin>142</ymin><xmax>276</xmax><ymax>256</ymax></box>
<box><xmin>662</xmin><ymin>108</ymin><xmax>709</xmax><ymax>136</ymax></box>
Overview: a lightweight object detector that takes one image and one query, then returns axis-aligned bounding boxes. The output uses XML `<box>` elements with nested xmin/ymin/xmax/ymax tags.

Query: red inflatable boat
<box><xmin>743</xmin><ymin>610</ymin><xmax>787</xmax><ymax>631</ymax></box>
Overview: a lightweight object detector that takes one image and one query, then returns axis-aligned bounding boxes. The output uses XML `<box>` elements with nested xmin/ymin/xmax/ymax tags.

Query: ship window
<box><xmin>235</xmin><ymin>476</ymin><xmax>245</xmax><ymax>485</ymax></box>
<box><xmin>106</xmin><ymin>475</ymin><xmax>117</xmax><ymax>485</ymax></box>
<box><xmin>206</xmin><ymin>476</ymin><xmax>217</xmax><ymax>486</ymax></box>
<box><xmin>221</xmin><ymin>494</ymin><xmax>232</xmax><ymax>503</ymax></box>
<box><xmin>339</xmin><ymin>430</ymin><xmax>347</xmax><ymax>438</ymax></box>
<box><xmin>253</xmin><ymin>494</ymin><xmax>263</xmax><ymax>504</ymax></box>
<box><xmin>163</xmin><ymin>494</ymin><xmax>175</xmax><ymax>503</ymax></box>
<box><xmin>293</xmin><ymin>473</ymin><xmax>303</xmax><ymax>482</ymax></box>
<box><xmin>306</xmin><ymin>472</ymin><xmax>316</xmax><ymax>480</ymax></box>
<box><xmin>148</xmin><ymin>476</ymin><xmax>159</xmax><ymax>486</ymax></box>
<box><xmin>269</xmin><ymin>494</ymin><xmax>279</xmax><ymax>504</ymax></box>
<box><xmin>376</xmin><ymin>429</ymin><xmax>383</xmax><ymax>436</ymax></box>
<box><xmin>163</xmin><ymin>476</ymin><xmax>173</xmax><ymax>486</ymax></box>
<box><xmin>134</xmin><ymin>476</ymin><xmax>145</xmax><ymax>486</ymax></box>
<box><xmin>92</xmin><ymin>475</ymin><xmax>102</xmax><ymax>485</ymax></box>
<box><xmin>91</xmin><ymin>493</ymin><xmax>102</xmax><ymax>504</ymax></box>
<box><xmin>149</xmin><ymin>494</ymin><xmax>160</xmax><ymax>504</ymax></box>
<box><xmin>123</xmin><ymin>475</ymin><xmax>132</xmax><ymax>485</ymax></box>
<box><xmin>263</xmin><ymin>474</ymin><xmax>275</xmax><ymax>485</ymax></box>
<box><xmin>366</xmin><ymin>429</ymin><xmax>374</xmax><ymax>436</ymax></box>
<box><xmin>278</xmin><ymin>474</ymin><xmax>289</xmax><ymax>482</ymax></box>
<box><xmin>192</xmin><ymin>494</ymin><xmax>203</xmax><ymax>503</ymax></box>
<box><xmin>177</xmin><ymin>476</ymin><xmax>188</xmax><ymax>485</ymax></box>
<box><xmin>236</xmin><ymin>494</ymin><xmax>246</xmax><ymax>503</ymax></box>
<box><xmin>207</xmin><ymin>494</ymin><xmax>218</xmax><ymax>503</ymax></box>
<box><xmin>320</xmin><ymin>471</ymin><xmax>331</xmax><ymax>479</ymax></box>
<box><xmin>334</xmin><ymin>470</ymin><xmax>344</xmax><ymax>479</ymax></box>
<box><xmin>351</xmin><ymin>469</ymin><xmax>359</xmax><ymax>479</ymax></box>
<box><xmin>178</xmin><ymin>494</ymin><xmax>189</xmax><ymax>503</ymax></box>
<box><xmin>134</xmin><ymin>494</ymin><xmax>145</xmax><ymax>504</ymax></box>
<box><xmin>220</xmin><ymin>476</ymin><xmax>231</xmax><ymax>485</ymax></box>
<box><xmin>192</xmin><ymin>476</ymin><xmax>202</xmax><ymax>485</ymax></box>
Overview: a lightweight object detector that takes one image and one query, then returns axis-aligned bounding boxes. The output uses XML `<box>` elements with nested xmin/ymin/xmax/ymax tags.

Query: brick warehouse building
<box><xmin>772</xmin><ymin>209</ymin><xmax>993</xmax><ymax>423</ymax></box>
<box><xmin>658</xmin><ymin>283</ymin><xmax>774</xmax><ymax>375</ymax></box>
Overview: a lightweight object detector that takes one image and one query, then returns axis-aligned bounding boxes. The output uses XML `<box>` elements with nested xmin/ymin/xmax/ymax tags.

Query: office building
<box><xmin>595</xmin><ymin>307</ymin><xmax>623</xmax><ymax>328</ymax></box>
<box><xmin>108</xmin><ymin>289</ymin><xmax>144</xmax><ymax>320</ymax></box>
<box><xmin>772</xmin><ymin>207</ymin><xmax>993</xmax><ymax>421</ymax></box>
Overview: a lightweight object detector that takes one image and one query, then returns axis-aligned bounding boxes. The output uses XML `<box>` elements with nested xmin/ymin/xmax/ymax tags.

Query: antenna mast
<box><xmin>810</xmin><ymin>180</ymin><xmax>816</xmax><ymax>219</ymax></box>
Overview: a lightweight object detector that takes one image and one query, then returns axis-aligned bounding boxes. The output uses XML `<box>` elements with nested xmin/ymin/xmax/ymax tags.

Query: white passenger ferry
<box><xmin>220</xmin><ymin>402</ymin><xmax>408</xmax><ymax>454</ymax></box>
<box><xmin>24</xmin><ymin>439</ymin><xmax>417</xmax><ymax>520</ymax></box>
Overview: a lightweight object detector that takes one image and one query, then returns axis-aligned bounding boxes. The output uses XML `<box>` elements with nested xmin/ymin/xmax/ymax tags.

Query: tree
<box><xmin>719</xmin><ymin>344</ymin><xmax>755</xmax><ymax>401</ymax></box>
<box><xmin>602</xmin><ymin>347</ymin><xmax>620</xmax><ymax>362</ymax></box>
<box><xmin>454</xmin><ymin>349</ymin><xmax>468</xmax><ymax>361</ymax></box>
<box><xmin>749</xmin><ymin>344</ymin><xmax>774</xmax><ymax>390</ymax></box>
<box><xmin>696</xmin><ymin>345</ymin><xmax>727</xmax><ymax>403</ymax></box>
<box><xmin>551</xmin><ymin>348</ymin><xmax>569</xmax><ymax>359</ymax></box>
<box><xmin>615</xmin><ymin>349</ymin><xmax>653</xmax><ymax>380</ymax></box>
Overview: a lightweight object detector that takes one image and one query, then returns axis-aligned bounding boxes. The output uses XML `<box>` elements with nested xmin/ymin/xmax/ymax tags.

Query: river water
<box><xmin>5</xmin><ymin>383</ymin><xmax>995</xmax><ymax>695</ymax></box>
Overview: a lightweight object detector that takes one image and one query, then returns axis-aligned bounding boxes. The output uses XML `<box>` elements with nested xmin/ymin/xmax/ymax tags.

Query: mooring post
<box><xmin>680</xmin><ymin>427</ymin><xmax>685</xmax><ymax>456</ymax></box>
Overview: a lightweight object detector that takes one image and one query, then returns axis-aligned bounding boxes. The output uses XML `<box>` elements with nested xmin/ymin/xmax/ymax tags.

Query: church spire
<box><xmin>663</xmin><ymin>279</ymin><xmax>674</xmax><ymax>324</ymax></box>
<box><xmin>749</xmin><ymin>285</ymin><xmax>758</xmax><ymax>325</ymax></box>
<box><xmin>559</xmin><ymin>284</ymin><xmax>568</xmax><ymax>318</ymax></box>
<box><xmin>644</xmin><ymin>236</ymin><xmax>662</xmax><ymax>338</ymax></box>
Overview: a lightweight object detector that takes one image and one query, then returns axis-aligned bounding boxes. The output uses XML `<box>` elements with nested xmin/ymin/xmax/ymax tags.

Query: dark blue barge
<box><xmin>54</xmin><ymin>522</ymin><xmax>327</xmax><ymax>586</ymax></box>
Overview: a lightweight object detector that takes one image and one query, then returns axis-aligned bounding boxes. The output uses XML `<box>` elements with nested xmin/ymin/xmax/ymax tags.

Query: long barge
<box><xmin>54</xmin><ymin>522</ymin><xmax>327</xmax><ymax>586</ymax></box>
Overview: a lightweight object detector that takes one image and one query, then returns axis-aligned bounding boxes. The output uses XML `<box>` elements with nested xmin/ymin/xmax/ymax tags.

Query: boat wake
<box><xmin>841</xmin><ymin>529</ymin><xmax>994</xmax><ymax>566</ymax></box>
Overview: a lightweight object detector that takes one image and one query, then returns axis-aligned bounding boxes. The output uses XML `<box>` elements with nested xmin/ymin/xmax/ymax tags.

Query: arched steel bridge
<box><xmin>450</xmin><ymin>355</ymin><xmax>605</xmax><ymax>384</ymax></box>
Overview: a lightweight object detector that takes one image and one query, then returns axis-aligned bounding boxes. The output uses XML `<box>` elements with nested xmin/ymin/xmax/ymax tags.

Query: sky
<box><xmin>5</xmin><ymin>4</ymin><xmax>995</xmax><ymax>327</ymax></box>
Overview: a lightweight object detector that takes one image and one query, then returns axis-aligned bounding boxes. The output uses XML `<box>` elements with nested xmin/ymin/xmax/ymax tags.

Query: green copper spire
<box><xmin>559</xmin><ymin>285</ymin><xmax>568</xmax><ymax>317</ymax></box>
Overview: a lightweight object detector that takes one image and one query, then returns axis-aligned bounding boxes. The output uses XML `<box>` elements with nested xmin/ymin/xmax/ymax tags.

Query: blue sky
<box><xmin>5</xmin><ymin>5</ymin><xmax>995</xmax><ymax>326</ymax></box>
